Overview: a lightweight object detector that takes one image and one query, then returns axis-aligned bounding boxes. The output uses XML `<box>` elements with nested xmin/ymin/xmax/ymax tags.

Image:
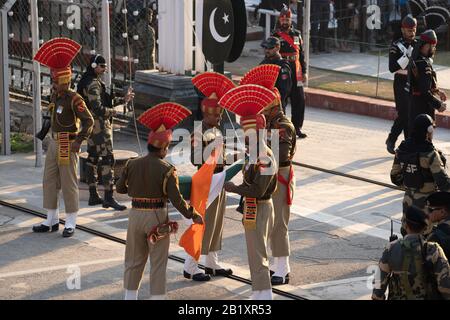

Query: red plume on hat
<box><xmin>33</xmin><ymin>38</ymin><xmax>81</xmax><ymax>85</ymax></box>
<box><xmin>240</xmin><ymin>64</ymin><xmax>281</xmax><ymax>107</ymax></box>
<box><xmin>219</xmin><ymin>84</ymin><xmax>277</xmax><ymax>131</ymax></box>
<box><xmin>240</xmin><ymin>64</ymin><xmax>280</xmax><ymax>89</ymax></box>
<box><xmin>192</xmin><ymin>72</ymin><xmax>235</xmax><ymax>115</ymax></box>
<box><xmin>279</xmin><ymin>4</ymin><xmax>292</xmax><ymax>19</ymax></box>
<box><xmin>138</xmin><ymin>103</ymin><xmax>192</xmax><ymax>148</ymax></box>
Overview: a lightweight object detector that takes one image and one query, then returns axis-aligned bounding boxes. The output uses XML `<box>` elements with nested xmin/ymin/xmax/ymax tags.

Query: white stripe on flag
<box><xmin>206</xmin><ymin>170</ymin><xmax>226</xmax><ymax>209</ymax></box>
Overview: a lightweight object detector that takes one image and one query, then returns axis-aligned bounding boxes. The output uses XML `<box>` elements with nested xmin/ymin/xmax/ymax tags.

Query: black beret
<box><xmin>426</xmin><ymin>192</ymin><xmax>450</xmax><ymax>208</ymax></box>
<box><xmin>405</xmin><ymin>206</ymin><xmax>428</xmax><ymax>228</ymax></box>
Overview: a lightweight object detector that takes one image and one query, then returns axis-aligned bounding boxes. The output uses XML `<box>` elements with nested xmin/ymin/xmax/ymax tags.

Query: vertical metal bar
<box><xmin>265</xmin><ymin>12</ymin><xmax>270</xmax><ymax>40</ymax></box>
<box><xmin>376</xmin><ymin>49</ymin><xmax>380</xmax><ymax>98</ymax></box>
<box><xmin>18</xmin><ymin>0</ymin><xmax>23</xmax><ymax>91</ymax></box>
<box><xmin>30</xmin><ymin>0</ymin><xmax>42</xmax><ymax>167</ymax></box>
<box><xmin>58</xmin><ymin>3</ymin><xmax>62</xmax><ymax>36</ymax></box>
<box><xmin>303</xmin><ymin>0</ymin><xmax>310</xmax><ymax>87</ymax></box>
<box><xmin>101</xmin><ymin>0</ymin><xmax>112</xmax><ymax>88</ymax></box>
<box><xmin>1</xmin><ymin>9</ymin><xmax>11</xmax><ymax>155</ymax></box>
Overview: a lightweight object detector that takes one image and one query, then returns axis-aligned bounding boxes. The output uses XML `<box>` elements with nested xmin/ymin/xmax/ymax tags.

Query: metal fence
<box><xmin>6</xmin><ymin>0</ymin><xmax>158</xmax><ymax>99</ymax></box>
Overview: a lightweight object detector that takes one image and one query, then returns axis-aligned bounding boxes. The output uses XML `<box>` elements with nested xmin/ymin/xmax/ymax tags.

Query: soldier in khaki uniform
<box><xmin>263</xmin><ymin>89</ymin><xmax>296</xmax><ymax>285</ymax></box>
<box><xmin>221</xmin><ymin>84</ymin><xmax>278</xmax><ymax>300</ymax></box>
<box><xmin>32</xmin><ymin>38</ymin><xmax>94</xmax><ymax>238</ymax></box>
<box><xmin>117</xmin><ymin>102</ymin><xmax>203</xmax><ymax>300</ymax></box>
<box><xmin>391</xmin><ymin>114</ymin><xmax>450</xmax><ymax>236</ymax></box>
<box><xmin>372</xmin><ymin>206</ymin><xmax>450</xmax><ymax>300</ymax></box>
<box><xmin>240</xmin><ymin>65</ymin><xmax>297</xmax><ymax>285</ymax></box>
<box><xmin>182</xmin><ymin>72</ymin><xmax>236</xmax><ymax>281</ymax></box>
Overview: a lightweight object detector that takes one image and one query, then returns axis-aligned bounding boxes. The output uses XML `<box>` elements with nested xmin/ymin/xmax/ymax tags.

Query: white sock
<box><xmin>270</xmin><ymin>257</ymin><xmax>278</xmax><ymax>272</ymax></box>
<box><xmin>124</xmin><ymin>289</ymin><xmax>138</xmax><ymax>300</ymax></box>
<box><xmin>184</xmin><ymin>254</ymin><xmax>202</xmax><ymax>275</ymax></box>
<box><xmin>64</xmin><ymin>212</ymin><xmax>77</xmax><ymax>229</ymax></box>
<box><xmin>43</xmin><ymin>209</ymin><xmax>58</xmax><ymax>227</ymax></box>
<box><xmin>149</xmin><ymin>294</ymin><xmax>166</xmax><ymax>300</ymax></box>
<box><xmin>205</xmin><ymin>251</ymin><xmax>222</xmax><ymax>270</ymax></box>
<box><xmin>273</xmin><ymin>256</ymin><xmax>290</xmax><ymax>278</ymax></box>
<box><xmin>251</xmin><ymin>290</ymin><xmax>273</xmax><ymax>300</ymax></box>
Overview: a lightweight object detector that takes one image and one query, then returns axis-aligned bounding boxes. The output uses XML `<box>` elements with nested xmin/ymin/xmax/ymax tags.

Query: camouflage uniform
<box><xmin>391</xmin><ymin>140</ymin><xmax>450</xmax><ymax>230</ymax></box>
<box><xmin>428</xmin><ymin>217</ymin><xmax>450</xmax><ymax>260</ymax></box>
<box><xmin>372</xmin><ymin>234</ymin><xmax>450</xmax><ymax>300</ymax></box>
<box><xmin>82</xmin><ymin>76</ymin><xmax>116</xmax><ymax>192</ymax></box>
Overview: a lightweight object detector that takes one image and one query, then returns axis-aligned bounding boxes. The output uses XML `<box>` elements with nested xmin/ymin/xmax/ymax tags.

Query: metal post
<box><xmin>303</xmin><ymin>0</ymin><xmax>310</xmax><ymax>87</ymax></box>
<box><xmin>265</xmin><ymin>12</ymin><xmax>270</xmax><ymax>40</ymax></box>
<box><xmin>0</xmin><ymin>2</ymin><xmax>15</xmax><ymax>156</ymax></box>
<box><xmin>30</xmin><ymin>0</ymin><xmax>42</xmax><ymax>167</ymax></box>
<box><xmin>101</xmin><ymin>0</ymin><xmax>111</xmax><ymax>88</ymax></box>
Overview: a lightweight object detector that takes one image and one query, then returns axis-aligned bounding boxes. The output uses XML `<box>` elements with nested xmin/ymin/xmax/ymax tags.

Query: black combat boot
<box><xmin>88</xmin><ymin>187</ymin><xmax>103</xmax><ymax>206</ymax></box>
<box><xmin>103</xmin><ymin>190</ymin><xmax>126</xmax><ymax>211</ymax></box>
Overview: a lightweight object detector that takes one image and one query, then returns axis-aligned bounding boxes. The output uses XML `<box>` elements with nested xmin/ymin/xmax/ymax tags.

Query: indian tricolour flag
<box><xmin>179</xmin><ymin>145</ymin><xmax>226</xmax><ymax>261</ymax></box>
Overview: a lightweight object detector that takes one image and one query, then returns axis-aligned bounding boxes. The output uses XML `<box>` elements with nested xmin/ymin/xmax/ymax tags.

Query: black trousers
<box><xmin>288</xmin><ymin>85</ymin><xmax>306</xmax><ymax>131</ymax></box>
<box><xmin>388</xmin><ymin>74</ymin><xmax>410</xmax><ymax>143</ymax></box>
<box><xmin>409</xmin><ymin>97</ymin><xmax>436</xmax><ymax>134</ymax></box>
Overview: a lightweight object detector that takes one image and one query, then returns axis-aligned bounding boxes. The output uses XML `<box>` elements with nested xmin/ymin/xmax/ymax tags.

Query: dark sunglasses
<box><xmin>427</xmin><ymin>206</ymin><xmax>442</xmax><ymax>212</ymax></box>
<box><xmin>98</xmin><ymin>64</ymin><xmax>107</xmax><ymax>68</ymax></box>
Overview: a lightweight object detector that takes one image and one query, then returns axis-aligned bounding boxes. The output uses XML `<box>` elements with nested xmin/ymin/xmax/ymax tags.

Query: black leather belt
<box><xmin>132</xmin><ymin>198</ymin><xmax>166</xmax><ymax>209</ymax></box>
<box><xmin>279</xmin><ymin>161</ymin><xmax>292</xmax><ymax>167</ymax></box>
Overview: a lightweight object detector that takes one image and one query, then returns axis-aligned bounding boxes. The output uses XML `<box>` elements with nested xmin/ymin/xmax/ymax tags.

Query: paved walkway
<box><xmin>238</xmin><ymin>40</ymin><xmax>450</xmax><ymax>90</ymax></box>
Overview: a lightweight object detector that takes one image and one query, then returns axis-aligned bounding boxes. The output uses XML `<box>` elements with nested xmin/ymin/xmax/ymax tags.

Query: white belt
<box><xmin>395</xmin><ymin>70</ymin><xmax>408</xmax><ymax>76</ymax></box>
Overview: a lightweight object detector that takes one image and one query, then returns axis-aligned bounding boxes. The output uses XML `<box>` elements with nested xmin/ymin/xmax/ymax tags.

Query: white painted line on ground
<box><xmin>299</xmin><ymin>276</ymin><xmax>370</xmax><ymax>290</ymax></box>
<box><xmin>228</xmin><ymin>194</ymin><xmax>391</xmax><ymax>239</ymax></box>
<box><xmin>0</xmin><ymin>257</ymin><xmax>123</xmax><ymax>279</ymax></box>
<box><xmin>291</xmin><ymin>205</ymin><xmax>390</xmax><ymax>240</ymax></box>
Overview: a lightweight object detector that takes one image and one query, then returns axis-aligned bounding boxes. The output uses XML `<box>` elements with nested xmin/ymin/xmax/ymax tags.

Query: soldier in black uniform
<box><xmin>273</xmin><ymin>7</ymin><xmax>308</xmax><ymax>139</ymax></box>
<box><xmin>408</xmin><ymin>29</ymin><xmax>447</xmax><ymax>133</ymax></box>
<box><xmin>260</xmin><ymin>36</ymin><xmax>292</xmax><ymax>112</ymax></box>
<box><xmin>385</xmin><ymin>15</ymin><xmax>417</xmax><ymax>155</ymax></box>
<box><xmin>425</xmin><ymin>192</ymin><xmax>450</xmax><ymax>259</ymax></box>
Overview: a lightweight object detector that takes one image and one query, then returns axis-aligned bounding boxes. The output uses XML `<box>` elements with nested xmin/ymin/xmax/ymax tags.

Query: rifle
<box><xmin>36</xmin><ymin>103</ymin><xmax>52</xmax><ymax>141</ymax></box>
<box><xmin>389</xmin><ymin>219</ymin><xmax>399</xmax><ymax>242</ymax></box>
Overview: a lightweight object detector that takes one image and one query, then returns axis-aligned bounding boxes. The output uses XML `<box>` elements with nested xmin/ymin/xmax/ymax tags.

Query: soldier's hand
<box><xmin>71</xmin><ymin>140</ymin><xmax>82</xmax><ymax>153</ymax></box>
<box><xmin>192</xmin><ymin>213</ymin><xmax>204</xmax><ymax>225</ymax></box>
<box><xmin>224</xmin><ymin>181</ymin><xmax>236</xmax><ymax>192</ymax></box>
<box><xmin>439</xmin><ymin>91</ymin><xmax>447</xmax><ymax>102</ymax></box>
<box><xmin>438</xmin><ymin>103</ymin><xmax>447</xmax><ymax>113</ymax></box>
<box><xmin>124</xmin><ymin>87</ymin><xmax>135</xmax><ymax>103</ymax></box>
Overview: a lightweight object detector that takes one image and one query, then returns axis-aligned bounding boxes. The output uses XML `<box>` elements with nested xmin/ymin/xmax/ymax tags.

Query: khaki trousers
<box><xmin>43</xmin><ymin>138</ymin><xmax>79</xmax><ymax>213</ymax></box>
<box><xmin>202</xmin><ymin>190</ymin><xmax>226</xmax><ymax>255</ymax></box>
<box><xmin>124</xmin><ymin>208</ymin><xmax>170</xmax><ymax>295</ymax></box>
<box><xmin>270</xmin><ymin>166</ymin><xmax>295</xmax><ymax>257</ymax></box>
<box><xmin>244</xmin><ymin>200</ymin><xmax>274</xmax><ymax>291</ymax></box>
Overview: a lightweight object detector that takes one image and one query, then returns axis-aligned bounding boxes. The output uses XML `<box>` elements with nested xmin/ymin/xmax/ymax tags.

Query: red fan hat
<box><xmin>192</xmin><ymin>72</ymin><xmax>235</xmax><ymax>115</ymax></box>
<box><xmin>33</xmin><ymin>38</ymin><xmax>81</xmax><ymax>85</ymax></box>
<box><xmin>138</xmin><ymin>103</ymin><xmax>192</xmax><ymax>148</ymax></box>
<box><xmin>240</xmin><ymin>64</ymin><xmax>281</xmax><ymax>108</ymax></box>
<box><xmin>280</xmin><ymin>5</ymin><xmax>292</xmax><ymax>20</ymax></box>
<box><xmin>219</xmin><ymin>85</ymin><xmax>277</xmax><ymax>131</ymax></box>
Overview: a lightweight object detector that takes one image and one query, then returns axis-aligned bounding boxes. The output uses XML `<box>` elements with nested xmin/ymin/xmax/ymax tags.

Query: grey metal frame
<box><xmin>0</xmin><ymin>0</ymin><xmax>16</xmax><ymax>156</ymax></box>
